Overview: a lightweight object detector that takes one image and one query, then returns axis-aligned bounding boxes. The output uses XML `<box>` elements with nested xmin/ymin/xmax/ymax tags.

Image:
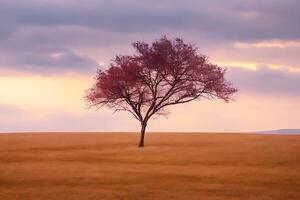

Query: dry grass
<box><xmin>0</xmin><ymin>132</ymin><xmax>300</xmax><ymax>200</ymax></box>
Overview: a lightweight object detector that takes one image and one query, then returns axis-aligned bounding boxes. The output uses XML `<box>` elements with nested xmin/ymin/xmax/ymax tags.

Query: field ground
<box><xmin>0</xmin><ymin>132</ymin><xmax>300</xmax><ymax>200</ymax></box>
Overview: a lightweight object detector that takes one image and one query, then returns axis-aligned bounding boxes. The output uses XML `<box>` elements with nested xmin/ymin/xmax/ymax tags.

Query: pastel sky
<box><xmin>0</xmin><ymin>0</ymin><xmax>299</xmax><ymax>132</ymax></box>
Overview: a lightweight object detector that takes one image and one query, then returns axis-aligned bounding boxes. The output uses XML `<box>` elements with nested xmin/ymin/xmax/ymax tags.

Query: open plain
<box><xmin>0</xmin><ymin>132</ymin><xmax>300</xmax><ymax>200</ymax></box>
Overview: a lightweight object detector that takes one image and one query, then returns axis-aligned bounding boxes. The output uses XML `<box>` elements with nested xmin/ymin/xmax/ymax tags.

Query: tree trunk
<box><xmin>139</xmin><ymin>122</ymin><xmax>147</xmax><ymax>147</ymax></box>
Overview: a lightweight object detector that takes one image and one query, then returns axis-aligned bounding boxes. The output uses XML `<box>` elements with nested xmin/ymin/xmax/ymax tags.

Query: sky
<box><xmin>0</xmin><ymin>0</ymin><xmax>300</xmax><ymax>132</ymax></box>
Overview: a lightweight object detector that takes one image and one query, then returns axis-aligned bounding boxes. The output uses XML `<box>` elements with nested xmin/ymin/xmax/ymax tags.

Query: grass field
<box><xmin>0</xmin><ymin>132</ymin><xmax>300</xmax><ymax>200</ymax></box>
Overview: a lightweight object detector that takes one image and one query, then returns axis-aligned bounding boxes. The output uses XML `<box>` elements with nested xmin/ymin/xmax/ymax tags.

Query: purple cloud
<box><xmin>227</xmin><ymin>66</ymin><xmax>300</xmax><ymax>97</ymax></box>
<box><xmin>0</xmin><ymin>0</ymin><xmax>299</xmax><ymax>73</ymax></box>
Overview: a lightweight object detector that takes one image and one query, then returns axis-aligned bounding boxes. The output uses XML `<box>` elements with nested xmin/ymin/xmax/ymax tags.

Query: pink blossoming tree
<box><xmin>86</xmin><ymin>36</ymin><xmax>237</xmax><ymax>147</ymax></box>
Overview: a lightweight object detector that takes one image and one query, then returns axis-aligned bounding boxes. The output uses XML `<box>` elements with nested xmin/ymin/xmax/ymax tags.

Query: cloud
<box><xmin>1</xmin><ymin>0</ymin><xmax>300</xmax><ymax>40</ymax></box>
<box><xmin>0</xmin><ymin>48</ymin><xmax>97</xmax><ymax>74</ymax></box>
<box><xmin>234</xmin><ymin>40</ymin><xmax>300</xmax><ymax>49</ymax></box>
<box><xmin>0</xmin><ymin>0</ymin><xmax>300</xmax><ymax>73</ymax></box>
<box><xmin>227</xmin><ymin>66</ymin><xmax>300</xmax><ymax>97</ymax></box>
<box><xmin>0</xmin><ymin>25</ymin><xmax>99</xmax><ymax>73</ymax></box>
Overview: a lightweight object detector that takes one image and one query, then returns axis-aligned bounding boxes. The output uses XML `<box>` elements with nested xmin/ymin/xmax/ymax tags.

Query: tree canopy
<box><xmin>86</xmin><ymin>36</ymin><xmax>238</xmax><ymax>147</ymax></box>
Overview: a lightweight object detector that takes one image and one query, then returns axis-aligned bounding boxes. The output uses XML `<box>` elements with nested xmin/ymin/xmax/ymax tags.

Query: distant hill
<box><xmin>256</xmin><ymin>129</ymin><xmax>300</xmax><ymax>134</ymax></box>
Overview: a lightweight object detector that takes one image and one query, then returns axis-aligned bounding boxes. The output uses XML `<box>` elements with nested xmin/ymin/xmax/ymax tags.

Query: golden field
<box><xmin>0</xmin><ymin>132</ymin><xmax>299</xmax><ymax>200</ymax></box>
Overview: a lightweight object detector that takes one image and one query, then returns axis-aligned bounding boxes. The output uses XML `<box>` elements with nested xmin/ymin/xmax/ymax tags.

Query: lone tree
<box><xmin>86</xmin><ymin>36</ymin><xmax>237</xmax><ymax>147</ymax></box>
